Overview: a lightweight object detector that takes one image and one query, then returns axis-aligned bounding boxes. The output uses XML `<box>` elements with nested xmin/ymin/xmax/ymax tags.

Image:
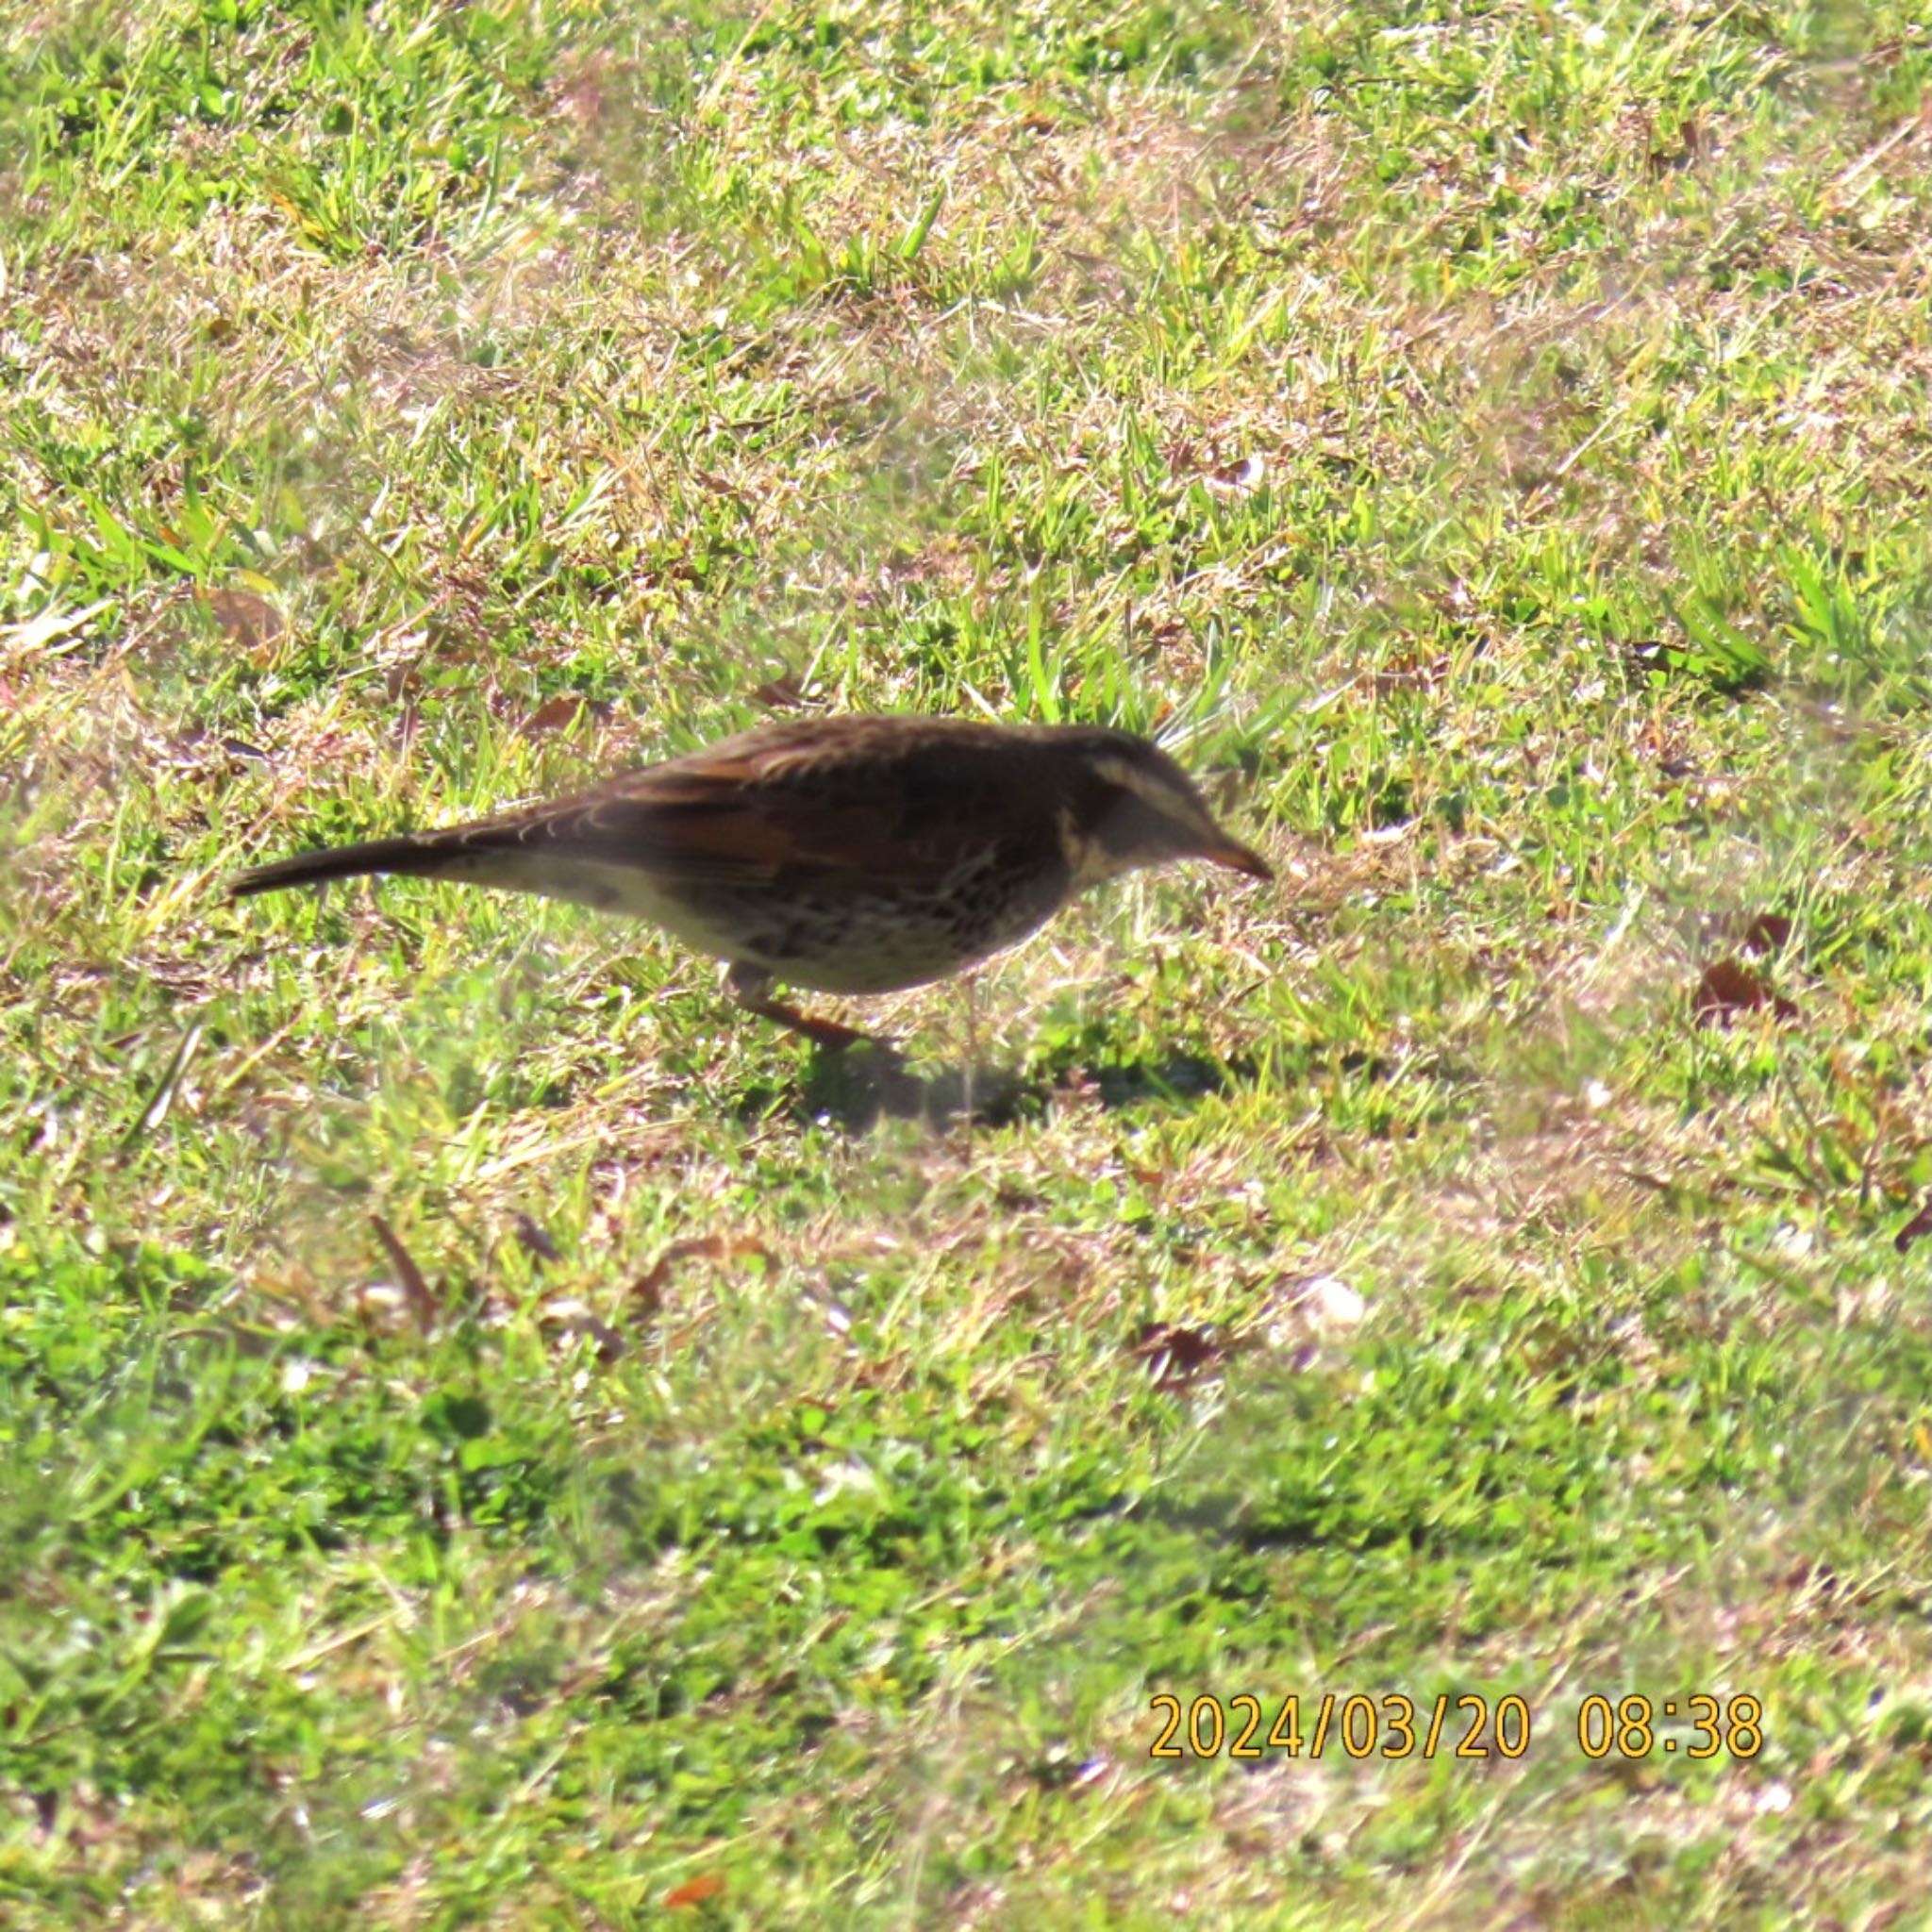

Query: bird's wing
<box><xmin>457</xmin><ymin>720</ymin><xmax>1046</xmax><ymax>890</ymax></box>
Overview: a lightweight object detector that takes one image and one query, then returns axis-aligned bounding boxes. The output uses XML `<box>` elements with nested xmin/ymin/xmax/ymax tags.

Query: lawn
<box><xmin>4</xmin><ymin>0</ymin><xmax>1932</xmax><ymax>1924</ymax></box>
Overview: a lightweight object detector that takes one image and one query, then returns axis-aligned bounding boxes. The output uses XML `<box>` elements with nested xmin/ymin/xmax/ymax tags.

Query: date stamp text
<box><xmin>1147</xmin><ymin>1692</ymin><xmax>1763</xmax><ymax>1762</ymax></box>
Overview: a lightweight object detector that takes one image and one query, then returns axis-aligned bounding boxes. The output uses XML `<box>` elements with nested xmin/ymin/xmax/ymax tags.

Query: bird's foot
<box><xmin>763</xmin><ymin>1001</ymin><xmax>880</xmax><ymax>1053</ymax></box>
<box><xmin>724</xmin><ymin>964</ymin><xmax>895</xmax><ymax>1058</ymax></box>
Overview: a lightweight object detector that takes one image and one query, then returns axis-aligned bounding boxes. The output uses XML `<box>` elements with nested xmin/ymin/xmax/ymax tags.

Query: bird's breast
<box><xmin>708</xmin><ymin>847</ymin><xmax>1072</xmax><ymax>993</ymax></box>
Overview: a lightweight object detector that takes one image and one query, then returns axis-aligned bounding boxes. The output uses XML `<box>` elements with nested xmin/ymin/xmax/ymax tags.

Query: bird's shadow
<box><xmin>740</xmin><ymin>1043</ymin><xmax>1254</xmax><ymax>1134</ymax></box>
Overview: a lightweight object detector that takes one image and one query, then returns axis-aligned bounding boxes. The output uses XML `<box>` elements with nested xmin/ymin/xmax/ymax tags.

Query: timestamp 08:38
<box><xmin>1148</xmin><ymin>1692</ymin><xmax>1765</xmax><ymax>1762</ymax></box>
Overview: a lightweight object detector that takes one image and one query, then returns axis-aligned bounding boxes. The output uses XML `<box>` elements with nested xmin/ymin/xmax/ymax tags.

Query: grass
<box><xmin>4</xmin><ymin>0</ymin><xmax>1932</xmax><ymax>1923</ymax></box>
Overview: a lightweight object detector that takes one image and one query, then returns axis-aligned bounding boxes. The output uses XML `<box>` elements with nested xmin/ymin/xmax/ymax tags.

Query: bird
<box><xmin>229</xmin><ymin>713</ymin><xmax>1274</xmax><ymax>1048</ymax></box>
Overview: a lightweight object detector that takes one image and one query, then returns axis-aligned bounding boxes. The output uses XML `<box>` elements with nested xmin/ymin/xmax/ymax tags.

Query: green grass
<box><xmin>5</xmin><ymin>0</ymin><xmax>1932</xmax><ymax>1923</ymax></box>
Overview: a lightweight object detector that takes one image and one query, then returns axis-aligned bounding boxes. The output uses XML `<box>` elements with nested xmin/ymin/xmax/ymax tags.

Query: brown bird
<box><xmin>230</xmin><ymin>714</ymin><xmax>1273</xmax><ymax>1047</ymax></box>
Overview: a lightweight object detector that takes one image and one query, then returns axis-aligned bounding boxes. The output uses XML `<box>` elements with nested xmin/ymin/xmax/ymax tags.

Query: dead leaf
<box><xmin>513</xmin><ymin>1214</ymin><xmax>561</xmax><ymax>1266</ymax></box>
<box><xmin>1740</xmin><ymin>912</ymin><xmax>1794</xmax><ymax>956</ymax></box>
<box><xmin>1895</xmin><ymin>1200</ymin><xmax>1932</xmax><ymax>1255</ymax></box>
<box><xmin>200</xmin><ymin>587</ymin><xmax>287</xmax><ymax>661</ymax></box>
<box><xmin>540</xmin><ymin>1297</ymin><xmax>626</xmax><ymax>1363</ymax></box>
<box><xmin>1691</xmin><ymin>958</ymin><xmax>1798</xmax><ymax>1026</ymax></box>
<box><xmin>521</xmin><ymin>694</ymin><xmax>584</xmax><ymax>737</ymax></box>
<box><xmin>1208</xmin><ymin>453</ymin><xmax>1265</xmax><ymax>493</ymax></box>
<box><xmin>631</xmin><ymin>1234</ymin><xmax>772</xmax><ymax>1322</ymax></box>
<box><xmin>1129</xmin><ymin>1322</ymin><xmax>1224</xmax><ymax>1390</ymax></box>
<box><xmin>664</xmin><ymin>1874</ymin><xmax>727</xmax><ymax>1908</ymax></box>
<box><xmin>370</xmin><ymin>1214</ymin><xmax>439</xmax><ymax>1335</ymax></box>
<box><xmin>749</xmin><ymin>674</ymin><xmax>808</xmax><ymax>710</ymax></box>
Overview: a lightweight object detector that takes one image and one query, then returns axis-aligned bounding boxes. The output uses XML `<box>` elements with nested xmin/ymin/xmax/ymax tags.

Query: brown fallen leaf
<box><xmin>1208</xmin><ymin>453</ymin><xmax>1266</xmax><ymax>493</ymax></box>
<box><xmin>749</xmin><ymin>673</ymin><xmax>808</xmax><ymax>710</ymax></box>
<box><xmin>1895</xmin><ymin>1200</ymin><xmax>1932</xmax><ymax>1256</ymax></box>
<box><xmin>200</xmin><ymin>587</ymin><xmax>288</xmax><ymax>661</ymax></box>
<box><xmin>1129</xmin><ymin>1321</ymin><xmax>1224</xmax><ymax>1390</ymax></box>
<box><xmin>664</xmin><ymin>1873</ymin><xmax>727</xmax><ymax>1908</ymax></box>
<box><xmin>513</xmin><ymin>1214</ymin><xmax>561</xmax><ymax>1266</ymax></box>
<box><xmin>1692</xmin><ymin>958</ymin><xmax>1798</xmax><ymax>1026</ymax></box>
<box><xmin>540</xmin><ymin>1298</ymin><xmax>626</xmax><ymax>1364</ymax></box>
<box><xmin>521</xmin><ymin>693</ymin><xmax>584</xmax><ymax>737</ymax></box>
<box><xmin>631</xmin><ymin>1233</ymin><xmax>772</xmax><ymax>1322</ymax></box>
<box><xmin>370</xmin><ymin>1213</ymin><xmax>439</xmax><ymax>1335</ymax></box>
<box><xmin>1740</xmin><ymin>912</ymin><xmax>1794</xmax><ymax>956</ymax></box>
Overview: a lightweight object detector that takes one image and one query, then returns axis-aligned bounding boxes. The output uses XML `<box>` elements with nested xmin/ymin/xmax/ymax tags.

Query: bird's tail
<box><xmin>228</xmin><ymin>831</ymin><xmax>476</xmax><ymax>900</ymax></box>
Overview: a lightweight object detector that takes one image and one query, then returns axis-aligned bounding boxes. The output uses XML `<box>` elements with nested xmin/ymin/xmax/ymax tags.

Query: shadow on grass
<box><xmin>738</xmin><ymin>1045</ymin><xmax>1259</xmax><ymax>1133</ymax></box>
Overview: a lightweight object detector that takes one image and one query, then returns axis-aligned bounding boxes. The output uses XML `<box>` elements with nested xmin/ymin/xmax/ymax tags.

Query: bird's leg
<box><xmin>724</xmin><ymin>962</ymin><xmax>876</xmax><ymax>1052</ymax></box>
<box><xmin>959</xmin><ymin>972</ymin><xmax>978</xmax><ymax>1139</ymax></box>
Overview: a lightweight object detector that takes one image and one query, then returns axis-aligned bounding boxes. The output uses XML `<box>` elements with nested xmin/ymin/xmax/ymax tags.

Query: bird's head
<box><xmin>1055</xmin><ymin>728</ymin><xmax>1274</xmax><ymax>889</ymax></box>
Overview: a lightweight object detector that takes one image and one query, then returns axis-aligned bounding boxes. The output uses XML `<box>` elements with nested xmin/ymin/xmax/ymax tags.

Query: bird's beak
<box><xmin>1201</xmin><ymin>835</ymin><xmax>1274</xmax><ymax>882</ymax></box>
